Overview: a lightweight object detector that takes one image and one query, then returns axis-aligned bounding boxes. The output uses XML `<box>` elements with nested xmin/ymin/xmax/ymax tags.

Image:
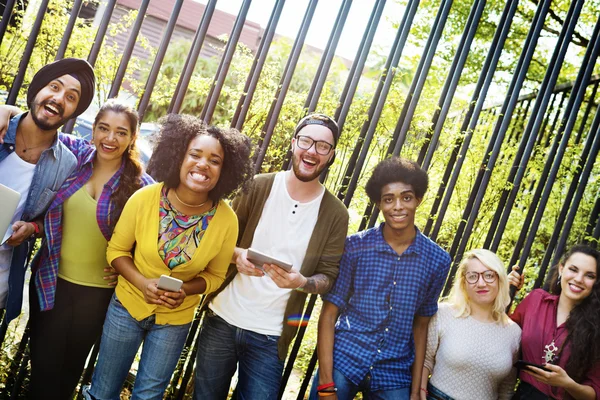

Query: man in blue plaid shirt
<box><xmin>311</xmin><ymin>157</ymin><xmax>451</xmax><ymax>399</ymax></box>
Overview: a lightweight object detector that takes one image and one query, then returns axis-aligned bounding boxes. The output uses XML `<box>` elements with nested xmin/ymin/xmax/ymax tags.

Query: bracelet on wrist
<box><xmin>317</xmin><ymin>382</ymin><xmax>335</xmax><ymax>391</ymax></box>
<box><xmin>420</xmin><ymin>387</ymin><xmax>428</xmax><ymax>395</ymax></box>
<box><xmin>29</xmin><ymin>221</ymin><xmax>40</xmax><ymax>236</ymax></box>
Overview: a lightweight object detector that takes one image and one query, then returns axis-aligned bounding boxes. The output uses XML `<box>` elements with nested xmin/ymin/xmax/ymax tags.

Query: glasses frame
<box><xmin>295</xmin><ymin>134</ymin><xmax>334</xmax><ymax>156</ymax></box>
<box><xmin>464</xmin><ymin>270</ymin><xmax>498</xmax><ymax>284</ymax></box>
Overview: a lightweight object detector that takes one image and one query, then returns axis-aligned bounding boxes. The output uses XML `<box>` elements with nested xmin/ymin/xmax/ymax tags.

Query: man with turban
<box><xmin>0</xmin><ymin>58</ymin><xmax>95</xmax><ymax>336</ymax></box>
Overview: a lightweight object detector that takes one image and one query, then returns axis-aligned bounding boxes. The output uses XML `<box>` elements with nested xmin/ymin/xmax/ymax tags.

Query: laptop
<box><xmin>0</xmin><ymin>183</ymin><xmax>21</xmax><ymax>245</ymax></box>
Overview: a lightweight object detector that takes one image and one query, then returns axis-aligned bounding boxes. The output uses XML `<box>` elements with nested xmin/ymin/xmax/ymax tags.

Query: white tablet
<box><xmin>247</xmin><ymin>248</ymin><xmax>293</xmax><ymax>272</ymax></box>
<box><xmin>0</xmin><ymin>184</ymin><xmax>21</xmax><ymax>245</ymax></box>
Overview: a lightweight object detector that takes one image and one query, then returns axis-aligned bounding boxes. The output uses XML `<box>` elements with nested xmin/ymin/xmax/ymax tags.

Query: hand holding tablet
<box><xmin>247</xmin><ymin>248</ymin><xmax>293</xmax><ymax>272</ymax></box>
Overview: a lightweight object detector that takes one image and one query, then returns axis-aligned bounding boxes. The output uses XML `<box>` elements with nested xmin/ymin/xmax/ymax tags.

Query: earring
<box><xmin>557</xmin><ymin>273</ymin><xmax>562</xmax><ymax>286</ymax></box>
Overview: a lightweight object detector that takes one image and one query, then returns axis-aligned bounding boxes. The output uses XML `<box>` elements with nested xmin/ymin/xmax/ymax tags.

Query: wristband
<box><xmin>317</xmin><ymin>382</ymin><xmax>335</xmax><ymax>391</ymax></box>
<box><xmin>420</xmin><ymin>387</ymin><xmax>428</xmax><ymax>395</ymax></box>
<box><xmin>318</xmin><ymin>391</ymin><xmax>336</xmax><ymax>397</ymax></box>
<box><xmin>30</xmin><ymin>221</ymin><xmax>40</xmax><ymax>235</ymax></box>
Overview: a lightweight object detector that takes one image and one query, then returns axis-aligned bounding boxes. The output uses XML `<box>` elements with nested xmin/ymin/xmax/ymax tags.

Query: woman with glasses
<box><xmin>420</xmin><ymin>249</ymin><xmax>521</xmax><ymax>400</ymax></box>
<box><xmin>508</xmin><ymin>244</ymin><xmax>600</xmax><ymax>400</ymax></box>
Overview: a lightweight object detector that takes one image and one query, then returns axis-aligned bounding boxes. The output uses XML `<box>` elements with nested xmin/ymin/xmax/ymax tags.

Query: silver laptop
<box><xmin>0</xmin><ymin>183</ymin><xmax>21</xmax><ymax>245</ymax></box>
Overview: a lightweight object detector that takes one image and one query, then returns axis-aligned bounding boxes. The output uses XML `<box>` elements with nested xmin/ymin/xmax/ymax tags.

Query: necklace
<box><xmin>19</xmin><ymin>131</ymin><xmax>50</xmax><ymax>153</ymax></box>
<box><xmin>173</xmin><ymin>189</ymin><xmax>209</xmax><ymax>208</ymax></box>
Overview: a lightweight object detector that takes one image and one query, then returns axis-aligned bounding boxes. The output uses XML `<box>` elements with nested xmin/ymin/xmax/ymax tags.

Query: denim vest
<box><xmin>0</xmin><ymin>113</ymin><xmax>76</xmax><ymax>325</ymax></box>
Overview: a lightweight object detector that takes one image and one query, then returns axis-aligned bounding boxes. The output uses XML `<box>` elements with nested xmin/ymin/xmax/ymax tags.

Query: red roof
<box><xmin>116</xmin><ymin>0</ymin><xmax>263</xmax><ymax>51</ymax></box>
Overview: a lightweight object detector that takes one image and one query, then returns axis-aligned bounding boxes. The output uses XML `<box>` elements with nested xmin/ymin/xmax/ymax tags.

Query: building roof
<box><xmin>116</xmin><ymin>0</ymin><xmax>263</xmax><ymax>51</ymax></box>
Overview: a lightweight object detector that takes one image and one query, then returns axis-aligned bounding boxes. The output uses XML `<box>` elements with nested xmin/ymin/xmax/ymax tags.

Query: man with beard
<box><xmin>193</xmin><ymin>114</ymin><xmax>349</xmax><ymax>399</ymax></box>
<box><xmin>0</xmin><ymin>58</ymin><xmax>95</xmax><ymax>335</ymax></box>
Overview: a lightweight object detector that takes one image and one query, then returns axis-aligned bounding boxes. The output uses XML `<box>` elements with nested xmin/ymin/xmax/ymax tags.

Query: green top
<box><xmin>58</xmin><ymin>186</ymin><xmax>112</xmax><ymax>288</ymax></box>
<box><xmin>202</xmin><ymin>172</ymin><xmax>349</xmax><ymax>360</ymax></box>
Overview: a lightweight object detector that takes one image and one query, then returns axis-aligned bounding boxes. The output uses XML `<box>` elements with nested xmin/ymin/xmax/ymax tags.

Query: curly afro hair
<box><xmin>147</xmin><ymin>114</ymin><xmax>254</xmax><ymax>202</ymax></box>
<box><xmin>365</xmin><ymin>157</ymin><xmax>428</xmax><ymax>203</ymax></box>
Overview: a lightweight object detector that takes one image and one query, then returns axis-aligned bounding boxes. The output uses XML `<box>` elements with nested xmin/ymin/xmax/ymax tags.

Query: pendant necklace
<box><xmin>174</xmin><ymin>189</ymin><xmax>208</xmax><ymax>208</ymax></box>
<box><xmin>19</xmin><ymin>131</ymin><xmax>48</xmax><ymax>155</ymax></box>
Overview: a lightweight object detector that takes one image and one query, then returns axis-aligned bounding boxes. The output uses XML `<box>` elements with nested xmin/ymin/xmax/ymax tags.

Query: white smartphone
<box><xmin>247</xmin><ymin>248</ymin><xmax>293</xmax><ymax>272</ymax></box>
<box><xmin>157</xmin><ymin>275</ymin><xmax>183</xmax><ymax>292</ymax></box>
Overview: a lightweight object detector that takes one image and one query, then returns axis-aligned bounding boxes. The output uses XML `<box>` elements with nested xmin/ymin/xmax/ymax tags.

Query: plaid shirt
<box><xmin>32</xmin><ymin>134</ymin><xmax>154</xmax><ymax>311</ymax></box>
<box><xmin>324</xmin><ymin>224</ymin><xmax>451</xmax><ymax>391</ymax></box>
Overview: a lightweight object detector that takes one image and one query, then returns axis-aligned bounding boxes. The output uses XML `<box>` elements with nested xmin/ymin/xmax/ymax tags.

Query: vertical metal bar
<box><xmin>508</xmin><ymin>15</ymin><xmax>600</xmax><ymax>267</ymax></box>
<box><xmin>253</xmin><ymin>0</ymin><xmax>319</xmax><ymax>174</ymax></box>
<box><xmin>335</xmin><ymin>0</ymin><xmax>386</xmax><ymax>132</ymax></box>
<box><xmin>107</xmin><ymin>0</ymin><xmax>150</xmax><ymax>98</ymax></box>
<box><xmin>0</xmin><ymin>0</ymin><xmax>16</xmax><ymax>45</ymax></box>
<box><xmin>425</xmin><ymin>0</ymin><xmax>519</xmax><ymax>238</ymax></box>
<box><xmin>419</xmin><ymin>0</ymin><xmax>487</xmax><ymax>169</ymax></box>
<box><xmin>305</xmin><ymin>0</ymin><xmax>352</xmax><ymax>111</ymax></box>
<box><xmin>279</xmin><ymin>294</ymin><xmax>318</xmax><ymax>398</ymax></box>
<box><xmin>87</xmin><ymin>0</ymin><xmax>117</xmax><ymax>66</ymax></box>
<box><xmin>340</xmin><ymin>0</ymin><xmax>421</xmax><ymax>207</ymax></box>
<box><xmin>444</xmin><ymin>0</ymin><xmax>552</xmax><ymax>294</ymax></box>
<box><xmin>296</xmin><ymin>351</ymin><xmax>318</xmax><ymax>400</ymax></box>
<box><xmin>55</xmin><ymin>0</ymin><xmax>84</xmax><ymax>60</ymax></box>
<box><xmin>232</xmin><ymin>0</ymin><xmax>286</xmax><ymax>130</ymax></box>
<box><xmin>547</xmin><ymin>103</ymin><xmax>600</xmax><ymax>270</ymax></box>
<box><xmin>574</xmin><ymin>80</ymin><xmax>599</xmax><ymax>144</ymax></box>
<box><xmin>6</xmin><ymin>0</ymin><xmax>50</xmax><ymax>105</ymax></box>
<box><xmin>137</xmin><ymin>0</ymin><xmax>184</xmax><ymax>120</ymax></box>
<box><xmin>486</xmin><ymin>0</ymin><xmax>586</xmax><ymax>251</ymax></box>
<box><xmin>201</xmin><ymin>0</ymin><xmax>252</xmax><ymax>123</ymax></box>
<box><xmin>590</xmin><ymin>197</ymin><xmax>600</xmax><ymax>240</ymax></box>
<box><xmin>169</xmin><ymin>0</ymin><xmax>217</xmax><ymax>114</ymax></box>
<box><xmin>517</xmin><ymin>16</ymin><xmax>600</xmax><ymax>275</ymax></box>
<box><xmin>391</xmin><ymin>0</ymin><xmax>454</xmax><ymax>157</ymax></box>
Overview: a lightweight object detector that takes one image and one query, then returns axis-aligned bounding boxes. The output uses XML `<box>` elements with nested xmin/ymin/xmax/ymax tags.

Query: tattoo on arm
<box><xmin>299</xmin><ymin>273</ymin><xmax>332</xmax><ymax>294</ymax></box>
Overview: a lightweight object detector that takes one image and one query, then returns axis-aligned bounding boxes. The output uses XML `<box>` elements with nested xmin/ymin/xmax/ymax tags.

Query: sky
<box><xmin>193</xmin><ymin>0</ymin><xmax>402</xmax><ymax>61</ymax></box>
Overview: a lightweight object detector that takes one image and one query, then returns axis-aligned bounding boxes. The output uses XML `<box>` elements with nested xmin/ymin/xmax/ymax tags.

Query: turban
<box><xmin>27</xmin><ymin>58</ymin><xmax>96</xmax><ymax>119</ymax></box>
<box><xmin>294</xmin><ymin>113</ymin><xmax>340</xmax><ymax>147</ymax></box>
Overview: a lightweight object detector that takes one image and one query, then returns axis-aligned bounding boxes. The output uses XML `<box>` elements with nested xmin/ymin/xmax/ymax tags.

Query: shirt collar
<box><xmin>375</xmin><ymin>223</ymin><xmax>424</xmax><ymax>255</ymax></box>
<box><xmin>7</xmin><ymin>112</ymin><xmax>61</xmax><ymax>159</ymax></box>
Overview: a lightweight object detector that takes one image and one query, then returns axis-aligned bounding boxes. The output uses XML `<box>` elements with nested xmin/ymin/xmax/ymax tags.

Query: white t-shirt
<box><xmin>0</xmin><ymin>152</ymin><xmax>36</xmax><ymax>307</ymax></box>
<box><xmin>210</xmin><ymin>171</ymin><xmax>324</xmax><ymax>336</ymax></box>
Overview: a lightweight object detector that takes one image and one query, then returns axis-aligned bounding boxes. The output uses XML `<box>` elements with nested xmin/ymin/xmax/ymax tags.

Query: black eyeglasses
<box><xmin>295</xmin><ymin>135</ymin><xmax>334</xmax><ymax>155</ymax></box>
<box><xmin>464</xmin><ymin>270</ymin><xmax>498</xmax><ymax>284</ymax></box>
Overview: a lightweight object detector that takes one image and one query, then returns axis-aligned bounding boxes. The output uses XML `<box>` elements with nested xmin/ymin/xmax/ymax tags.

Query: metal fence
<box><xmin>0</xmin><ymin>0</ymin><xmax>599</xmax><ymax>399</ymax></box>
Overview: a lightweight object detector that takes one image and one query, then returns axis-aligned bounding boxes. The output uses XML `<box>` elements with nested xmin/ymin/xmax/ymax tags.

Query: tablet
<box><xmin>514</xmin><ymin>360</ymin><xmax>551</xmax><ymax>372</ymax></box>
<box><xmin>247</xmin><ymin>248</ymin><xmax>293</xmax><ymax>272</ymax></box>
<box><xmin>0</xmin><ymin>184</ymin><xmax>21</xmax><ymax>245</ymax></box>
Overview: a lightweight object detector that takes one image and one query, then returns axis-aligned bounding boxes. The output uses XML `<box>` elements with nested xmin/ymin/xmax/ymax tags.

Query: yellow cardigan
<box><xmin>107</xmin><ymin>183</ymin><xmax>238</xmax><ymax>325</ymax></box>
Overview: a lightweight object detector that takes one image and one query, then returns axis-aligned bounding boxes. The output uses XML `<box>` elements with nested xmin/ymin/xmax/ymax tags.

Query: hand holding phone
<box><xmin>247</xmin><ymin>248</ymin><xmax>292</xmax><ymax>272</ymax></box>
<box><xmin>157</xmin><ymin>275</ymin><xmax>183</xmax><ymax>292</ymax></box>
<box><xmin>514</xmin><ymin>360</ymin><xmax>552</xmax><ymax>372</ymax></box>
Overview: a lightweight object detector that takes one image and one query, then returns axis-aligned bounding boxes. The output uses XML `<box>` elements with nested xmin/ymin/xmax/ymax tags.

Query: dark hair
<box><xmin>365</xmin><ymin>157</ymin><xmax>428</xmax><ymax>203</ymax></box>
<box><xmin>93</xmin><ymin>100</ymin><xmax>143</xmax><ymax>228</ymax></box>
<box><xmin>548</xmin><ymin>244</ymin><xmax>600</xmax><ymax>383</ymax></box>
<box><xmin>146</xmin><ymin>114</ymin><xmax>254</xmax><ymax>202</ymax></box>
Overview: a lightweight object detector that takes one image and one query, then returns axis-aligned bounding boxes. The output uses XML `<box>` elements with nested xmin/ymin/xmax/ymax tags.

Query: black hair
<box><xmin>365</xmin><ymin>157</ymin><xmax>428</xmax><ymax>203</ymax></box>
<box><xmin>146</xmin><ymin>114</ymin><xmax>254</xmax><ymax>202</ymax></box>
<box><xmin>548</xmin><ymin>244</ymin><xmax>600</xmax><ymax>384</ymax></box>
<box><xmin>93</xmin><ymin>100</ymin><xmax>143</xmax><ymax>229</ymax></box>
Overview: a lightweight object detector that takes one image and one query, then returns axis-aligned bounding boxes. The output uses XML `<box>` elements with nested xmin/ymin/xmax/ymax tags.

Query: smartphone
<box><xmin>247</xmin><ymin>248</ymin><xmax>293</xmax><ymax>272</ymax></box>
<box><xmin>157</xmin><ymin>275</ymin><xmax>183</xmax><ymax>292</ymax></box>
<box><xmin>514</xmin><ymin>360</ymin><xmax>552</xmax><ymax>372</ymax></box>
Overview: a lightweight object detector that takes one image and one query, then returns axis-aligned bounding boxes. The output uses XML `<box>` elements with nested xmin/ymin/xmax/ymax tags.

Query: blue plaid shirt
<box><xmin>32</xmin><ymin>134</ymin><xmax>154</xmax><ymax>311</ymax></box>
<box><xmin>324</xmin><ymin>224</ymin><xmax>451</xmax><ymax>390</ymax></box>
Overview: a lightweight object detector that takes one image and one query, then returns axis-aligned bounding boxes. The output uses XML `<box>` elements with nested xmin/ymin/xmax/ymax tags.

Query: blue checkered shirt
<box><xmin>324</xmin><ymin>224</ymin><xmax>451</xmax><ymax>390</ymax></box>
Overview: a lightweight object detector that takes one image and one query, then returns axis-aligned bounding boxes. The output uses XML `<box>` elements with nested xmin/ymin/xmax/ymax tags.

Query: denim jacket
<box><xmin>0</xmin><ymin>113</ymin><xmax>76</xmax><ymax>325</ymax></box>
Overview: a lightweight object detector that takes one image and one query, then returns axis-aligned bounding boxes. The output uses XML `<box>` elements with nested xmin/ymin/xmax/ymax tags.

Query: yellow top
<box><xmin>59</xmin><ymin>186</ymin><xmax>112</xmax><ymax>288</ymax></box>
<box><xmin>107</xmin><ymin>183</ymin><xmax>238</xmax><ymax>325</ymax></box>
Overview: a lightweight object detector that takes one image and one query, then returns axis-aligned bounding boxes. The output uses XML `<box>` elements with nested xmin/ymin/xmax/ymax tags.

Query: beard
<box><xmin>30</xmin><ymin>100</ymin><xmax>69</xmax><ymax>131</ymax></box>
<box><xmin>291</xmin><ymin>152</ymin><xmax>327</xmax><ymax>182</ymax></box>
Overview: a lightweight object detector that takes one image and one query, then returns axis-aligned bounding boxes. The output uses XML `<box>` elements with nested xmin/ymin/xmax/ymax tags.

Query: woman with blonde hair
<box><xmin>420</xmin><ymin>249</ymin><xmax>521</xmax><ymax>400</ymax></box>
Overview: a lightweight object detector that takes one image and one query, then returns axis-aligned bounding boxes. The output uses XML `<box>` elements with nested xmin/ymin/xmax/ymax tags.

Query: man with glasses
<box><xmin>311</xmin><ymin>157</ymin><xmax>451</xmax><ymax>400</ymax></box>
<box><xmin>193</xmin><ymin>114</ymin><xmax>349</xmax><ymax>399</ymax></box>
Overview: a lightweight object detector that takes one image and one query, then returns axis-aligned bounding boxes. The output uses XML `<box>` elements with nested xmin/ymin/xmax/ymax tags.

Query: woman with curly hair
<box><xmin>509</xmin><ymin>244</ymin><xmax>600</xmax><ymax>400</ymax></box>
<box><xmin>0</xmin><ymin>100</ymin><xmax>153</xmax><ymax>399</ymax></box>
<box><xmin>83</xmin><ymin>114</ymin><xmax>254</xmax><ymax>400</ymax></box>
<box><xmin>420</xmin><ymin>249</ymin><xmax>521</xmax><ymax>400</ymax></box>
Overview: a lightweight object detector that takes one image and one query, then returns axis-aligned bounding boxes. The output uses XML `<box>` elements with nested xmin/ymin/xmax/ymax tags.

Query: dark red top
<box><xmin>510</xmin><ymin>289</ymin><xmax>600</xmax><ymax>399</ymax></box>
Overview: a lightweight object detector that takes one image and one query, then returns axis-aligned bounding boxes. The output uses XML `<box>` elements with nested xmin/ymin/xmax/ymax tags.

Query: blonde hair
<box><xmin>445</xmin><ymin>249</ymin><xmax>511</xmax><ymax>325</ymax></box>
